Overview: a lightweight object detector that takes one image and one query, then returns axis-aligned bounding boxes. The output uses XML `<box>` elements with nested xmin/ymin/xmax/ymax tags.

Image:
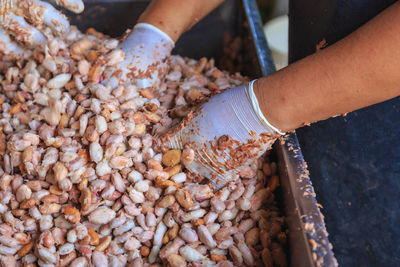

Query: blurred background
<box><xmin>258</xmin><ymin>0</ymin><xmax>288</xmax><ymax>70</ymax></box>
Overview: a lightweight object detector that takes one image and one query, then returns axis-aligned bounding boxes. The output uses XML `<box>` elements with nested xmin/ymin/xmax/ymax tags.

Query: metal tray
<box><xmin>67</xmin><ymin>0</ymin><xmax>337</xmax><ymax>266</ymax></box>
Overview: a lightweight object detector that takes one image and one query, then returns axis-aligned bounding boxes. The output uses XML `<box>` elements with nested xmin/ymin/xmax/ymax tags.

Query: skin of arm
<box><xmin>138</xmin><ymin>0</ymin><xmax>225</xmax><ymax>42</ymax></box>
<box><xmin>138</xmin><ymin>0</ymin><xmax>400</xmax><ymax>134</ymax></box>
<box><xmin>254</xmin><ymin>1</ymin><xmax>400</xmax><ymax>132</ymax></box>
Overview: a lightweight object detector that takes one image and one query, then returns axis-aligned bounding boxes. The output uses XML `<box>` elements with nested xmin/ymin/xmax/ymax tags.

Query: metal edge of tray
<box><xmin>242</xmin><ymin>1</ymin><xmax>337</xmax><ymax>266</ymax></box>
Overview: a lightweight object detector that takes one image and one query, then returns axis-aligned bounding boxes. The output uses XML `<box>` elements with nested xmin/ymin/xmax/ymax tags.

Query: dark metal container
<box><xmin>67</xmin><ymin>0</ymin><xmax>337</xmax><ymax>265</ymax></box>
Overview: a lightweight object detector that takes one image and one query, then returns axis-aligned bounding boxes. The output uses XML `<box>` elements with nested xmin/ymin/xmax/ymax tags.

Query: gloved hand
<box><xmin>103</xmin><ymin>22</ymin><xmax>174</xmax><ymax>89</ymax></box>
<box><xmin>0</xmin><ymin>0</ymin><xmax>84</xmax><ymax>57</ymax></box>
<box><xmin>164</xmin><ymin>80</ymin><xmax>284</xmax><ymax>188</ymax></box>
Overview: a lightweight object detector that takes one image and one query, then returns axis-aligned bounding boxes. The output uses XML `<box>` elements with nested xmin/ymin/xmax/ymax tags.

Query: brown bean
<box><xmin>95</xmin><ymin>236</ymin><xmax>112</xmax><ymax>252</ymax></box>
<box><xmin>17</xmin><ymin>242</ymin><xmax>33</xmax><ymax>257</ymax></box>
<box><xmin>162</xmin><ymin>150</ymin><xmax>181</xmax><ymax>167</ymax></box>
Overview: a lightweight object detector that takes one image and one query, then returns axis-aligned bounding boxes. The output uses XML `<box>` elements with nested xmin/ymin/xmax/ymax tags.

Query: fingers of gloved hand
<box><xmin>104</xmin><ymin>71</ymin><xmax>161</xmax><ymax>90</ymax></box>
<box><xmin>0</xmin><ymin>27</ymin><xmax>25</xmax><ymax>57</ymax></box>
<box><xmin>122</xmin><ymin>23</ymin><xmax>174</xmax><ymax>71</ymax></box>
<box><xmin>49</xmin><ymin>0</ymin><xmax>84</xmax><ymax>13</ymax></box>
<box><xmin>0</xmin><ymin>12</ymin><xmax>46</xmax><ymax>46</ymax></box>
<box><xmin>103</xmin><ymin>23</ymin><xmax>174</xmax><ymax>89</ymax></box>
<box><xmin>133</xmin><ymin>63</ymin><xmax>168</xmax><ymax>89</ymax></box>
<box><xmin>0</xmin><ymin>0</ymin><xmax>70</xmax><ymax>47</ymax></box>
<box><xmin>16</xmin><ymin>0</ymin><xmax>69</xmax><ymax>34</ymax></box>
<box><xmin>168</xmin><ymin>123</ymin><xmax>277</xmax><ymax>189</ymax></box>
<box><xmin>102</xmin><ymin>53</ymin><xmax>167</xmax><ymax>89</ymax></box>
<box><xmin>164</xmin><ymin>83</ymin><xmax>279</xmax><ymax>188</ymax></box>
<box><xmin>103</xmin><ymin>59</ymin><xmax>167</xmax><ymax>89</ymax></box>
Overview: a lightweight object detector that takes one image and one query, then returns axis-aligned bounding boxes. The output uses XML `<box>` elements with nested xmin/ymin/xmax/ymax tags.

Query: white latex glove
<box><xmin>0</xmin><ymin>0</ymin><xmax>84</xmax><ymax>57</ymax></box>
<box><xmin>164</xmin><ymin>80</ymin><xmax>284</xmax><ymax>188</ymax></box>
<box><xmin>103</xmin><ymin>23</ymin><xmax>174</xmax><ymax>89</ymax></box>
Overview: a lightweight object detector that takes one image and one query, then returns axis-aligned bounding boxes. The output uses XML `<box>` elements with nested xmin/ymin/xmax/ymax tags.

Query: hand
<box><xmin>103</xmin><ymin>23</ymin><xmax>174</xmax><ymax>89</ymax></box>
<box><xmin>163</xmin><ymin>80</ymin><xmax>284</xmax><ymax>188</ymax></box>
<box><xmin>0</xmin><ymin>0</ymin><xmax>84</xmax><ymax>57</ymax></box>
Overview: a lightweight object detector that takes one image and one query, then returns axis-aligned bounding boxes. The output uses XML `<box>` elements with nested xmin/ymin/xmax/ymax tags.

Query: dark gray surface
<box><xmin>290</xmin><ymin>0</ymin><xmax>400</xmax><ymax>266</ymax></box>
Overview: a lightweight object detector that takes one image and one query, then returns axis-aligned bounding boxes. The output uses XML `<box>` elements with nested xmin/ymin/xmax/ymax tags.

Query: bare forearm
<box><xmin>138</xmin><ymin>0</ymin><xmax>225</xmax><ymax>42</ymax></box>
<box><xmin>255</xmin><ymin>2</ymin><xmax>400</xmax><ymax>132</ymax></box>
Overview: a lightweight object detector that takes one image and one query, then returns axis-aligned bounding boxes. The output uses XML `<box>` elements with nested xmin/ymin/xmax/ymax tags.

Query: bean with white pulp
<box><xmin>0</xmin><ymin>22</ymin><xmax>287</xmax><ymax>267</ymax></box>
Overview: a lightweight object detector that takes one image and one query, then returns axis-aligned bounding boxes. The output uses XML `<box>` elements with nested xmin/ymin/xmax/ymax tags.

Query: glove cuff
<box><xmin>134</xmin><ymin>22</ymin><xmax>175</xmax><ymax>47</ymax></box>
<box><xmin>246</xmin><ymin>79</ymin><xmax>285</xmax><ymax>135</ymax></box>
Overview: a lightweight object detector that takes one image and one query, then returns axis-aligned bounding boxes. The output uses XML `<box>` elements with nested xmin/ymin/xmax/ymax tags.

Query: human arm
<box><xmin>255</xmin><ymin>1</ymin><xmax>400</xmax><ymax>132</ymax></box>
<box><xmin>103</xmin><ymin>0</ymin><xmax>225</xmax><ymax>88</ymax></box>
<box><xmin>166</xmin><ymin>1</ymin><xmax>400</xmax><ymax>185</ymax></box>
<box><xmin>138</xmin><ymin>0</ymin><xmax>225</xmax><ymax>42</ymax></box>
